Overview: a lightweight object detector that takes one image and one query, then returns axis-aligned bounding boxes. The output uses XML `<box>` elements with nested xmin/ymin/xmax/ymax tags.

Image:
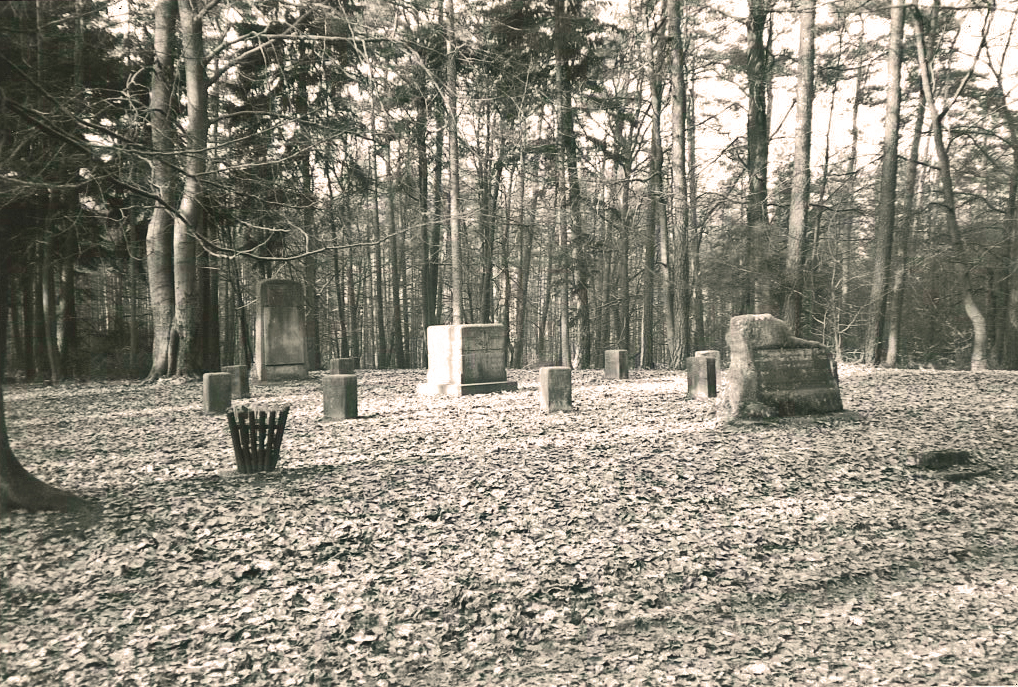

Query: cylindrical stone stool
<box><xmin>539</xmin><ymin>366</ymin><xmax>572</xmax><ymax>413</ymax></box>
<box><xmin>203</xmin><ymin>372</ymin><xmax>232</xmax><ymax>414</ymax></box>
<box><xmin>223</xmin><ymin>365</ymin><xmax>250</xmax><ymax>399</ymax></box>
<box><xmin>323</xmin><ymin>374</ymin><xmax>358</xmax><ymax>420</ymax></box>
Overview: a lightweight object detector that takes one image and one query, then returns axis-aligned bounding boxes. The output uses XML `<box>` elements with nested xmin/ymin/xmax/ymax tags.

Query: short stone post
<box><xmin>223</xmin><ymin>365</ymin><xmax>250</xmax><ymax>399</ymax></box>
<box><xmin>328</xmin><ymin>357</ymin><xmax>356</xmax><ymax>375</ymax></box>
<box><xmin>539</xmin><ymin>367</ymin><xmax>572</xmax><ymax>413</ymax></box>
<box><xmin>695</xmin><ymin>350</ymin><xmax>721</xmax><ymax>365</ymax></box>
<box><xmin>323</xmin><ymin>374</ymin><xmax>358</xmax><ymax>420</ymax></box>
<box><xmin>203</xmin><ymin>372</ymin><xmax>232</xmax><ymax>414</ymax></box>
<box><xmin>604</xmin><ymin>350</ymin><xmax>629</xmax><ymax>379</ymax></box>
<box><xmin>686</xmin><ymin>356</ymin><xmax>717</xmax><ymax>399</ymax></box>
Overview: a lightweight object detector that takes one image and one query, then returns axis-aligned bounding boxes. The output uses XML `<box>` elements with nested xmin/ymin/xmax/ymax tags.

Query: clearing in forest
<box><xmin>2</xmin><ymin>366</ymin><xmax>1017</xmax><ymax>686</ymax></box>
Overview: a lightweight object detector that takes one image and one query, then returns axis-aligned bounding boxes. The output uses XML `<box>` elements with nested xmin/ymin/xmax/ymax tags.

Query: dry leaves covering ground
<box><xmin>2</xmin><ymin>366</ymin><xmax>1018</xmax><ymax>686</ymax></box>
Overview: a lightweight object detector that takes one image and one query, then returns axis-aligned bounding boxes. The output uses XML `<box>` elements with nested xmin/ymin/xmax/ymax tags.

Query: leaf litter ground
<box><xmin>2</xmin><ymin>366</ymin><xmax>1017</xmax><ymax>686</ymax></box>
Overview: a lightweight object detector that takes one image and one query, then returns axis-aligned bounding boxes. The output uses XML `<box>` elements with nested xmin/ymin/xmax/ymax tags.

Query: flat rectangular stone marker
<box><xmin>203</xmin><ymin>372</ymin><xmax>232</xmax><ymax>414</ymax></box>
<box><xmin>418</xmin><ymin>324</ymin><xmax>518</xmax><ymax>396</ymax></box>
<box><xmin>223</xmin><ymin>365</ymin><xmax>250</xmax><ymax>399</ymax></box>
<box><xmin>323</xmin><ymin>374</ymin><xmax>358</xmax><ymax>420</ymax></box>
<box><xmin>686</xmin><ymin>356</ymin><xmax>717</xmax><ymax>399</ymax></box>
<box><xmin>604</xmin><ymin>350</ymin><xmax>629</xmax><ymax>379</ymax></box>
<box><xmin>539</xmin><ymin>366</ymin><xmax>572</xmax><ymax>413</ymax></box>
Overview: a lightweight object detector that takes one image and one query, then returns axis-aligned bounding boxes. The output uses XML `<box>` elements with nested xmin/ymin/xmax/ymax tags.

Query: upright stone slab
<box><xmin>203</xmin><ymin>372</ymin><xmax>232</xmax><ymax>414</ymax></box>
<box><xmin>223</xmin><ymin>365</ymin><xmax>250</xmax><ymax>399</ymax></box>
<box><xmin>539</xmin><ymin>366</ymin><xmax>572</xmax><ymax>413</ymax></box>
<box><xmin>721</xmin><ymin>313</ymin><xmax>843</xmax><ymax>420</ymax></box>
<box><xmin>686</xmin><ymin>356</ymin><xmax>717</xmax><ymax>399</ymax></box>
<box><xmin>418</xmin><ymin>324</ymin><xmax>519</xmax><ymax>396</ymax></box>
<box><xmin>254</xmin><ymin>279</ymin><xmax>308</xmax><ymax>381</ymax></box>
<box><xmin>604</xmin><ymin>350</ymin><xmax>629</xmax><ymax>379</ymax></box>
<box><xmin>323</xmin><ymin>374</ymin><xmax>358</xmax><ymax>420</ymax></box>
<box><xmin>329</xmin><ymin>357</ymin><xmax>356</xmax><ymax>375</ymax></box>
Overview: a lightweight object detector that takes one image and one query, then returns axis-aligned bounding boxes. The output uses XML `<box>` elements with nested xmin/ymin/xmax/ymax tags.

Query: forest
<box><xmin>1</xmin><ymin>0</ymin><xmax>1018</xmax><ymax>380</ymax></box>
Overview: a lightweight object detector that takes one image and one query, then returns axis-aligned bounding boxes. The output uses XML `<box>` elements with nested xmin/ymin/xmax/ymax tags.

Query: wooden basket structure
<box><xmin>226</xmin><ymin>403</ymin><xmax>290</xmax><ymax>473</ymax></box>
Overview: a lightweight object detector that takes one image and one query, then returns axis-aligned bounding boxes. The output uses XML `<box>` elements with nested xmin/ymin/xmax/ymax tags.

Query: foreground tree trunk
<box><xmin>0</xmin><ymin>264</ymin><xmax>87</xmax><ymax>514</ymax></box>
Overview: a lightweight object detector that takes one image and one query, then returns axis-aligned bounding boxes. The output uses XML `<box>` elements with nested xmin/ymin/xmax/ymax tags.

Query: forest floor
<box><xmin>2</xmin><ymin>366</ymin><xmax>1018</xmax><ymax>686</ymax></box>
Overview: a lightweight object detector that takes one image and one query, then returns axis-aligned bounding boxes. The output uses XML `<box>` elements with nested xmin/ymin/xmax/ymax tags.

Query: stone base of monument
<box><xmin>686</xmin><ymin>356</ymin><xmax>717</xmax><ymax>399</ymax></box>
<box><xmin>203</xmin><ymin>372</ymin><xmax>232</xmax><ymax>414</ymax></box>
<box><xmin>721</xmin><ymin>314</ymin><xmax>843</xmax><ymax>420</ymax></box>
<box><xmin>539</xmin><ymin>366</ymin><xmax>572</xmax><ymax>413</ymax></box>
<box><xmin>604</xmin><ymin>350</ymin><xmax>629</xmax><ymax>379</ymax></box>
<box><xmin>322</xmin><ymin>374</ymin><xmax>358</xmax><ymax>420</ymax></box>
<box><xmin>417</xmin><ymin>324</ymin><xmax>518</xmax><ymax>397</ymax></box>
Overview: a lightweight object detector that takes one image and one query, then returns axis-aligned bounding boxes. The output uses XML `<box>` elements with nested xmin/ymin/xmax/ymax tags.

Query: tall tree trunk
<box><xmin>512</xmin><ymin>143</ymin><xmax>534</xmax><ymax>368</ymax></box>
<box><xmin>387</xmin><ymin>144</ymin><xmax>406</xmax><ymax>367</ymax></box>
<box><xmin>911</xmin><ymin>7</ymin><xmax>987</xmax><ymax>370</ymax></box>
<box><xmin>781</xmin><ymin>0</ymin><xmax>815</xmax><ymax>334</ymax></box>
<box><xmin>445</xmin><ymin>0</ymin><xmax>464</xmax><ymax>325</ymax></box>
<box><xmin>862</xmin><ymin>3</ymin><xmax>904</xmax><ymax>365</ymax></box>
<box><xmin>171</xmin><ymin>0</ymin><xmax>208</xmax><ymax>377</ymax></box>
<box><xmin>648</xmin><ymin>24</ymin><xmax>672</xmax><ymax>365</ymax></box>
<box><xmin>745</xmin><ymin>0</ymin><xmax>771</xmax><ymax>315</ymax></box>
<box><xmin>554</xmin><ymin>0</ymin><xmax>590</xmax><ymax>367</ymax></box>
<box><xmin>41</xmin><ymin>227</ymin><xmax>62</xmax><ymax>384</ymax></box>
<box><xmin>144</xmin><ymin>0</ymin><xmax>177</xmax><ymax>380</ymax></box>
<box><xmin>885</xmin><ymin>88</ymin><xmax>926</xmax><ymax>367</ymax></box>
<box><xmin>669</xmin><ymin>0</ymin><xmax>692</xmax><ymax>363</ymax></box>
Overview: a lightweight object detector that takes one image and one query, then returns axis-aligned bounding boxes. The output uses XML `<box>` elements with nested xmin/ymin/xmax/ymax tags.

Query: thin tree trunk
<box><xmin>911</xmin><ymin>7</ymin><xmax>987</xmax><ymax>370</ymax></box>
<box><xmin>885</xmin><ymin>88</ymin><xmax>925</xmax><ymax>367</ymax></box>
<box><xmin>668</xmin><ymin>0</ymin><xmax>691</xmax><ymax>363</ymax></box>
<box><xmin>745</xmin><ymin>0</ymin><xmax>771</xmax><ymax>315</ymax></box>
<box><xmin>445</xmin><ymin>0</ymin><xmax>463</xmax><ymax>325</ymax></box>
<box><xmin>781</xmin><ymin>0</ymin><xmax>815</xmax><ymax>334</ymax></box>
<box><xmin>862</xmin><ymin>3</ymin><xmax>904</xmax><ymax>365</ymax></box>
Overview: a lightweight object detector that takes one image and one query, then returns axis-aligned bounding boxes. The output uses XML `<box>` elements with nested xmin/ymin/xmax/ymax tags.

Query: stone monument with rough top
<box><xmin>254</xmin><ymin>279</ymin><xmax>308</xmax><ymax>381</ymax></box>
<box><xmin>418</xmin><ymin>324</ymin><xmax>518</xmax><ymax>397</ymax></box>
<box><xmin>721</xmin><ymin>313</ymin><xmax>843</xmax><ymax>420</ymax></box>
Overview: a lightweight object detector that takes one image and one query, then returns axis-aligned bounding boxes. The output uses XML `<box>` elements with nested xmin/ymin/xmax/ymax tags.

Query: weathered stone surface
<box><xmin>223</xmin><ymin>365</ymin><xmax>250</xmax><ymax>399</ymax></box>
<box><xmin>686</xmin><ymin>356</ymin><xmax>717</xmax><ymax>399</ymax></box>
<box><xmin>329</xmin><ymin>357</ymin><xmax>356</xmax><ymax>375</ymax></box>
<box><xmin>721</xmin><ymin>313</ymin><xmax>843</xmax><ymax>420</ymax></box>
<box><xmin>604</xmin><ymin>350</ymin><xmax>629</xmax><ymax>380</ymax></box>
<box><xmin>418</xmin><ymin>324</ymin><xmax>518</xmax><ymax>396</ymax></box>
<box><xmin>323</xmin><ymin>374</ymin><xmax>358</xmax><ymax>420</ymax></box>
<box><xmin>695</xmin><ymin>349</ymin><xmax>721</xmax><ymax>362</ymax></box>
<box><xmin>254</xmin><ymin>279</ymin><xmax>308</xmax><ymax>381</ymax></box>
<box><xmin>539</xmin><ymin>366</ymin><xmax>572</xmax><ymax>413</ymax></box>
<box><xmin>202</xmin><ymin>372</ymin><xmax>232</xmax><ymax>414</ymax></box>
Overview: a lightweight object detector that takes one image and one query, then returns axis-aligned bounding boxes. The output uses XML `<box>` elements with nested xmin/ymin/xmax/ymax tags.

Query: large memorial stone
<box><xmin>418</xmin><ymin>324</ymin><xmax>518</xmax><ymax>396</ymax></box>
<box><xmin>254</xmin><ymin>279</ymin><xmax>308</xmax><ymax>381</ymax></box>
<box><xmin>721</xmin><ymin>313</ymin><xmax>843</xmax><ymax>420</ymax></box>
